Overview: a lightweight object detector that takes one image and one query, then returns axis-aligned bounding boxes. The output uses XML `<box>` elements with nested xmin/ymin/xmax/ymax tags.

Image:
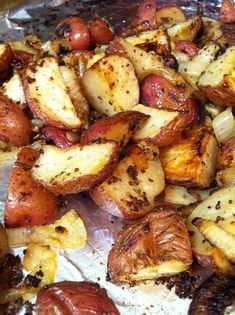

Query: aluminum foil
<box><xmin>0</xmin><ymin>0</ymin><xmax>222</xmax><ymax>314</ymax></box>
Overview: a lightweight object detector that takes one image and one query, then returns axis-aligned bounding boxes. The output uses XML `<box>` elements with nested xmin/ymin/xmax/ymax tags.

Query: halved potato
<box><xmin>90</xmin><ymin>141</ymin><xmax>165</xmax><ymax>219</ymax></box>
<box><xmin>23</xmin><ymin>57</ymin><xmax>83</xmax><ymax>129</ymax></box>
<box><xmin>80</xmin><ymin>111</ymin><xmax>148</xmax><ymax>146</ymax></box>
<box><xmin>81</xmin><ymin>54</ymin><xmax>139</xmax><ymax>116</ymax></box>
<box><xmin>186</xmin><ymin>185</ymin><xmax>235</xmax><ymax>275</ymax></box>
<box><xmin>2</xmin><ymin>73</ymin><xmax>26</xmax><ymax>108</ymax></box>
<box><xmin>167</xmin><ymin>16</ymin><xmax>202</xmax><ymax>41</ymax></box>
<box><xmin>0</xmin><ymin>44</ymin><xmax>13</xmax><ymax>81</ymax></box>
<box><xmin>159</xmin><ymin>126</ymin><xmax>218</xmax><ymax>188</ymax></box>
<box><xmin>155</xmin><ymin>5</ymin><xmax>186</xmax><ymax>25</ymax></box>
<box><xmin>32</xmin><ymin>141</ymin><xmax>119</xmax><ymax>195</ymax></box>
<box><xmin>108</xmin><ymin>206</ymin><xmax>192</xmax><ymax>283</ymax></box>
<box><xmin>198</xmin><ymin>46</ymin><xmax>235</xmax><ymax>106</ymax></box>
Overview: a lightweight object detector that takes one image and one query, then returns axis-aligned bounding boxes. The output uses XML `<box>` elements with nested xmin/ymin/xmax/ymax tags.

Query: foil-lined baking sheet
<box><xmin>0</xmin><ymin>0</ymin><xmax>222</xmax><ymax>314</ymax></box>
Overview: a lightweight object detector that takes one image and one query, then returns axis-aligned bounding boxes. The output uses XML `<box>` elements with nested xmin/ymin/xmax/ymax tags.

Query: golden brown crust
<box><xmin>217</xmin><ymin>137</ymin><xmax>235</xmax><ymax>169</ymax></box>
<box><xmin>200</xmin><ymin>84</ymin><xmax>235</xmax><ymax>107</ymax></box>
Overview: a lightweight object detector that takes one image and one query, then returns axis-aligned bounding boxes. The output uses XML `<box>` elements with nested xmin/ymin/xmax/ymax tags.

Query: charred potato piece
<box><xmin>107</xmin><ymin>206</ymin><xmax>192</xmax><ymax>283</ymax></box>
<box><xmin>159</xmin><ymin>126</ymin><xmax>218</xmax><ymax>188</ymax></box>
<box><xmin>155</xmin><ymin>5</ymin><xmax>186</xmax><ymax>25</ymax></box>
<box><xmin>167</xmin><ymin>16</ymin><xmax>202</xmax><ymax>41</ymax></box>
<box><xmin>31</xmin><ymin>141</ymin><xmax>119</xmax><ymax>195</ymax></box>
<box><xmin>3</xmin><ymin>73</ymin><xmax>26</xmax><ymax>108</ymax></box>
<box><xmin>198</xmin><ymin>46</ymin><xmax>235</xmax><ymax>107</ymax></box>
<box><xmin>0</xmin><ymin>93</ymin><xmax>32</xmax><ymax>147</ymax></box>
<box><xmin>23</xmin><ymin>57</ymin><xmax>83</xmax><ymax>130</ymax></box>
<box><xmin>186</xmin><ymin>185</ymin><xmax>235</xmax><ymax>275</ymax></box>
<box><xmin>4</xmin><ymin>147</ymin><xmax>58</xmax><ymax>228</ymax></box>
<box><xmin>36</xmin><ymin>281</ymin><xmax>120</xmax><ymax>315</ymax></box>
<box><xmin>220</xmin><ymin>0</ymin><xmax>235</xmax><ymax>24</ymax></box>
<box><xmin>90</xmin><ymin>142</ymin><xmax>165</xmax><ymax>219</ymax></box>
<box><xmin>0</xmin><ymin>44</ymin><xmax>13</xmax><ymax>81</ymax></box>
<box><xmin>81</xmin><ymin>54</ymin><xmax>139</xmax><ymax>116</ymax></box>
<box><xmin>199</xmin><ymin>17</ymin><xmax>223</xmax><ymax>46</ymax></box>
<box><xmin>80</xmin><ymin>111</ymin><xmax>148</xmax><ymax>146</ymax></box>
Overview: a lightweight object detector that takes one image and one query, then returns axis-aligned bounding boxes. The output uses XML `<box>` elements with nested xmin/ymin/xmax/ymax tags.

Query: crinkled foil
<box><xmin>0</xmin><ymin>1</ymin><xmax>222</xmax><ymax>314</ymax></box>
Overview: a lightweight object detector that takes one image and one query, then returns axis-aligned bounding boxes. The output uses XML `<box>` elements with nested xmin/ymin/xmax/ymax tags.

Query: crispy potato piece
<box><xmin>167</xmin><ymin>16</ymin><xmax>202</xmax><ymax>41</ymax></box>
<box><xmin>6</xmin><ymin>210</ymin><xmax>87</xmax><ymax>249</ymax></box>
<box><xmin>86</xmin><ymin>52</ymin><xmax>105</xmax><ymax>69</ymax></box>
<box><xmin>199</xmin><ymin>17</ymin><xmax>223</xmax><ymax>46</ymax></box>
<box><xmin>0</xmin><ymin>93</ymin><xmax>32</xmax><ymax>147</ymax></box>
<box><xmin>23</xmin><ymin>57</ymin><xmax>83</xmax><ymax>130</ymax></box>
<box><xmin>4</xmin><ymin>147</ymin><xmax>58</xmax><ymax>228</ymax></box>
<box><xmin>220</xmin><ymin>0</ymin><xmax>235</xmax><ymax>24</ymax></box>
<box><xmin>198</xmin><ymin>46</ymin><xmax>235</xmax><ymax>106</ymax></box>
<box><xmin>80</xmin><ymin>111</ymin><xmax>148</xmax><ymax>146</ymax></box>
<box><xmin>90</xmin><ymin>142</ymin><xmax>165</xmax><ymax>219</ymax></box>
<box><xmin>164</xmin><ymin>185</ymin><xmax>197</xmax><ymax>206</ymax></box>
<box><xmin>81</xmin><ymin>54</ymin><xmax>139</xmax><ymax>116</ymax></box>
<box><xmin>0</xmin><ymin>44</ymin><xmax>13</xmax><ymax>81</ymax></box>
<box><xmin>32</xmin><ymin>141</ymin><xmax>119</xmax><ymax>195</ymax></box>
<box><xmin>107</xmin><ymin>206</ymin><xmax>192</xmax><ymax>283</ymax></box>
<box><xmin>217</xmin><ymin>137</ymin><xmax>235</xmax><ymax>169</ymax></box>
<box><xmin>186</xmin><ymin>185</ymin><xmax>235</xmax><ymax>275</ymax></box>
<box><xmin>155</xmin><ymin>5</ymin><xmax>186</xmax><ymax>25</ymax></box>
<box><xmin>9</xmin><ymin>35</ymin><xmax>42</xmax><ymax>56</ymax></box>
<box><xmin>2</xmin><ymin>73</ymin><xmax>26</xmax><ymax>108</ymax></box>
<box><xmin>159</xmin><ymin>126</ymin><xmax>218</xmax><ymax>188</ymax></box>
<box><xmin>89</xmin><ymin>15</ymin><xmax>114</xmax><ymax>46</ymax></box>
<box><xmin>0</xmin><ymin>225</ymin><xmax>9</xmax><ymax>260</ymax></box>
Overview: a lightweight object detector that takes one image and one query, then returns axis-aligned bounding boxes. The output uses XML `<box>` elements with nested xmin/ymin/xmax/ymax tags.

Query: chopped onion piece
<box><xmin>212</xmin><ymin>108</ymin><xmax>235</xmax><ymax>143</ymax></box>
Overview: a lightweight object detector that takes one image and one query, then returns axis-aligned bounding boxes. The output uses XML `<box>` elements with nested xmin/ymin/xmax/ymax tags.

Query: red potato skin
<box><xmin>4</xmin><ymin>147</ymin><xmax>58</xmax><ymax>228</ymax></box>
<box><xmin>80</xmin><ymin>111</ymin><xmax>148</xmax><ymax>146</ymax></box>
<box><xmin>175</xmin><ymin>41</ymin><xmax>199</xmax><ymax>59</ymax></box>
<box><xmin>0</xmin><ymin>93</ymin><xmax>32</xmax><ymax>147</ymax></box>
<box><xmin>132</xmin><ymin>0</ymin><xmax>156</xmax><ymax>27</ymax></box>
<box><xmin>36</xmin><ymin>281</ymin><xmax>120</xmax><ymax>315</ymax></box>
<box><xmin>0</xmin><ymin>45</ymin><xmax>13</xmax><ymax>82</ymax></box>
<box><xmin>55</xmin><ymin>17</ymin><xmax>90</xmax><ymax>51</ymax></box>
<box><xmin>200</xmin><ymin>84</ymin><xmax>235</xmax><ymax>107</ymax></box>
<box><xmin>12</xmin><ymin>50</ymin><xmax>34</xmax><ymax>70</ymax></box>
<box><xmin>220</xmin><ymin>0</ymin><xmax>235</xmax><ymax>23</ymax></box>
<box><xmin>89</xmin><ymin>15</ymin><xmax>114</xmax><ymax>46</ymax></box>
<box><xmin>42</xmin><ymin>125</ymin><xmax>74</xmax><ymax>149</ymax></box>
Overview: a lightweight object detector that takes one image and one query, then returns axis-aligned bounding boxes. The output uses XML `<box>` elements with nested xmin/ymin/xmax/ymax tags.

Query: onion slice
<box><xmin>212</xmin><ymin>108</ymin><xmax>235</xmax><ymax>143</ymax></box>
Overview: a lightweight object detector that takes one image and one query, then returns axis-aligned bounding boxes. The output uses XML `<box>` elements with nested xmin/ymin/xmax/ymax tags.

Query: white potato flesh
<box><xmin>167</xmin><ymin>16</ymin><xmax>201</xmax><ymax>41</ymax></box>
<box><xmin>3</xmin><ymin>73</ymin><xmax>26</xmax><ymax>107</ymax></box>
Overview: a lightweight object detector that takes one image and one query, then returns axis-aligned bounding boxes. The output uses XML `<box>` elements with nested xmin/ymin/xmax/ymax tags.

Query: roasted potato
<box><xmin>217</xmin><ymin>137</ymin><xmax>235</xmax><ymax>169</ymax></box>
<box><xmin>88</xmin><ymin>15</ymin><xmax>114</xmax><ymax>46</ymax></box>
<box><xmin>2</xmin><ymin>73</ymin><xmax>26</xmax><ymax>108</ymax></box>
<box><xmin>0</xmin><ymin>225</ymin><xmax>9</xmax><ymax>260</ymax></box>
<box><xmin>167</xmin><ymin>16</ymin><xmax>202</xmax><ymax>41</ymax></box>
<box><xmin>220</xmin><ymin>0</ymin><xmax>235</xmax><ymax>24</ymax></box>
<box><xmin>163</xmin><ymin>185</ymin><xmax>197</xmax><ymax>206</ymax></box>
<box><xmin>36</xmin><ymin>281</ymin><xmax>120</xmax><ymax>315</ymax></box>
<box><xmin>216</xmin><ymin>167</ymin><xmax>235</xmax><ymax>187</ymax></box>
<box><xmin>199</xmin><ymin>17</ymin><xmax>223</xmax><ymax>46</ymax></box>
<box><xmin>159</xmin><ymin>126</ymin><xmax>218</xmax><ymax>188</ymax></box>
<box><xmin>0</xmin><ymin>44</ymin><xmax>13</xmax><ymax>81</ymax></box>
<box><xmin>198</xmin><ymin>46</ymin><xmax>235</xmax><ymax>106</ymax></box>
<box><xmin>107</xmin><ymin>206</ymin><xmax>192</xmax><ymax>283</ymax></box>
<box><xmin>80</xmin><ymin>111</ymin><xmax>148</xmax><ymax>146</ymax></box>
<box><xmin>31</xmin><ymin>141</ymin><xmax>119</xmax><ymax>195</ymax></box>
<box><xmin>132</xmin><ymin>0</ymin><xmax>156</xmax><ymax>27</ymax></box>
<box><xmin>186</xmin><ymin>185</ymin><xmax>235</xmax><ymax>275</ymax></box>
<box><xmin>0</xmin><ymin>93</ymin><xmax>32</xmax><ymax>147</ymax></box>
<box><xmin>23</xmin><ymin>57</ymin><xmax>83</xmax><ymax>130</ymax></box>
<box><xmin>42</xmin><ymin>126</ymin><xmax>74</xmax><ymax>149</ymax></box>
<box><xmin>81</xmin><ymin>54</ymin><xmax>139</xmax><ymax>116</ymax></box>
<box><xmin>4</xmin><ymin>147</ymin><xmax>58</xmax><ymax>228</ymax></box>
<box><xmin>90</xmin><ymin>141</ymin><xmax>165</xmax><ymax>219</ymax></box>
<box><xmin>155</xmin><ymin>5</ymin><xmax>186</xmax><ymax>25</ymax></box>
<box><xmin>174</xmin><ymin>40</ymin><xmax>199</xmax><ymax>59</ymax></box>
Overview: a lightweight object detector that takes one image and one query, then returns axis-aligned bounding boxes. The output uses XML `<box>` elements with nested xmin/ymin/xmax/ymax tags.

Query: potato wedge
<box><xmin>186</xmin><ymin>185</ymin><xmax>235</xmax><ymax>275</ymax></box>
<box><xmin>90</xmin><ymin>142</ymin><xmax>165</xmax><ymax>219</ymax></box>
<box><xmin>0</xmin><ymin>44</ymin><xmax>13</xmax><ymax>81</ymax></box>
<box><xmin>0</xmin><ymin>93</ymin><xmax>32</xmax><ymax>147</ymax></box>
<box><xmin>198</xmin><ymin>46</ymin><xmax>235</xmax><ymax>106</ymax></box>
<box><xmin>81</xmin><ymin>54</ymin><xmax>139</xmax><ymax>116</ymax></box>
<box><xmin>159</xmin><ymin>126</ymin><xmax>218</xmax><ymax>188</ymax></box>
<box><xmin>32</xmin><ymin>141</ymin><xmax>119</xmax><ymax>195</ymax></box>
<box><xmin>2</xmin><ymin>73</ymin><xmax>26</xmax><ymax>108</ymax></box>
<box><xmin>80</xmin><ymin>111</ymin><xmax>148</xmax><ymax>146</ymax></box>
<box><xmin>167</xmin><ymin>16</ymin><xmax>202</xmax><ymax>41</ymax></box>
<box><xmin>107</xmin><ymin>206</ymin><xmax>192</xmax><ymax>283</ymax></box>
<box><xmin>4</xmin><ymin>147</ymin><xmax>58</xmax><ymax>228</ymax></box>
<box><xmin>23</xmin><ymin>57</ymin><xmax>83</xmax><ymax>129</ymax></box>
<box><xmin>155</xmin><ymin>5</ymin><xmax>186</xmax><ymax>25</ymax></box>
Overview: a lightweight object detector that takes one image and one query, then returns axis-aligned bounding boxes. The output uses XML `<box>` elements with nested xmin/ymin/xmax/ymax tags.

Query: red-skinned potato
<box><xmin>42</xmin><ymin>126</ymin><xmax>75</xmax><ymax>149</ymax></box>
<box><xmin>155</xmin><ymin>5</ymin><xmax>186</xmax><ymax>25</ymax></box>
<box><xmin>89</xmin><ymin>15</ymin><xmax>114</xmax><ymax>46</ymax></box>
<box><xmin>4</xmin><ymin>147</ymin><xmax>58</xmax><ymax>228</ymax></box>
<box><xmin>0</xmin><ymin>44</ymin><xmax>13</xmax><ymax>81</ymax></box>
<box><xmin>36</xmin><ymin>281</ymin><xmax>120</xmax><ymax>315</ymax></box>
<box><xmin>55</xmin><ymin>17</ymin><xmax>90</xmax><ymax>51</ymax></box>
<box><xmin>175</xmin><ymin>41</ymin><xmax>199</xmax><ymax>59</ymax></box>
<box><xmin>12</xmin><ymin>50</ymin><xmax>33</xmax><ymax>70</ymax></box>
<box><xmin>220</xmin><ymin>0</ymin><xmax>235</xmax><ymax>23</ymax></box>
<box><xmin>0</xmin><ymin>93</ymin><xmax>32</xmax><ymax>147</ymax></box>
<box><xmin>80</xmin><ymin>111</ymin><xmax>148</xmax><ymax>146</ymax></box>
<box><xmin>132</xmin><ymin>0</ymin><xmax>156</xmax><ymax>27</ymax></box>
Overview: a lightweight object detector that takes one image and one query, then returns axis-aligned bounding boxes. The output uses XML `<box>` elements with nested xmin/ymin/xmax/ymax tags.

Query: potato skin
<box><xmin>0</xmin><ymin>44</ymin><xmax>13</xmax><ymax>82</ymax></box>
<box><xmin>217</xmin><ymin>137</ymin><xmax>235</xmax><ymax>170</ymax></box>
<box><xmin>175</xmin><ymin>40</ymin><xmax>199</xmax><ymax>59</ymax></box>
<box><xmin>219</xmin><ymin>0</ymin><xmax>235</xmax><ymax>24</ymax></box>
<box><xmin>80</xmin><ymin>111</ymin><xmax>148</xmax><ymax>146</ymax></box>
<box><xmin>42</xmin><ymin>126</ymin><xmax>74</xmax><ymax>149</ymax></box>
<box><xmin>4</xmin><ymin>147</ymin><xmax>58</xmax><ymax>228</ymax></box>
<box><xmin>132</xmin><ymin>0</ymin><xmax>156</xmax><ymax>27</ymax></box>
<box><xmin>36</xmin><ymin>281</ymin><xmax>120</xmax><ymax>315</ymax></box>
<box><xmin>0</xmin><ymin>93</ymin><xmax>32</xmax><ymax>147</ymax></box>
<box><xmin>200</xmin><ymin>85</ymin><xmax>235</xmax><ymax>107</ymax></box>
<box><xmin>89</xmin><ymin>15</ymin><xmax>114</xmax><ymax>46</ymax></box>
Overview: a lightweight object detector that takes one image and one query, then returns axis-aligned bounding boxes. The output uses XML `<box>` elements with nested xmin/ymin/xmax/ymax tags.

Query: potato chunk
<box><xmin>81</xmin><ymin>54</ymin><xmax>139</xmax><ymax>116</ymax></box>
<box><xmin>90</xmin><ymin>142</ymin><xmax>165</xmax><ymax>219</ymax></box>
<box><xmin>198</xmin><ymin>46</ymin><xmax>235</xmax><ymax>106</ymax></box>
<box><xmin>32</xmin><ymin>141</ymin><xmax>119</xmax><ymax>195</ymax></box>
<box><xmin>108</xmin><ymin>207</ymin><xmax>192</xmax><ymax>283</ymax></box>
<box><xmin>155</xmin><ymin>5</ymin><xmax>186</xmax><ymax>25</ymax></box>
<box><xmin>159</xmin><ymin>126</ymin><xmax>218</xmax><ymax>188</ymax></box>
<box><xmin>3</xmin><ymin>73</ymin><xmax>26</xmax><ymax>108</ymax></box>
<box><xmin>167</xmin><ymin>16</ymin><xmax>202</xmax><ymax>41</ymax></box>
